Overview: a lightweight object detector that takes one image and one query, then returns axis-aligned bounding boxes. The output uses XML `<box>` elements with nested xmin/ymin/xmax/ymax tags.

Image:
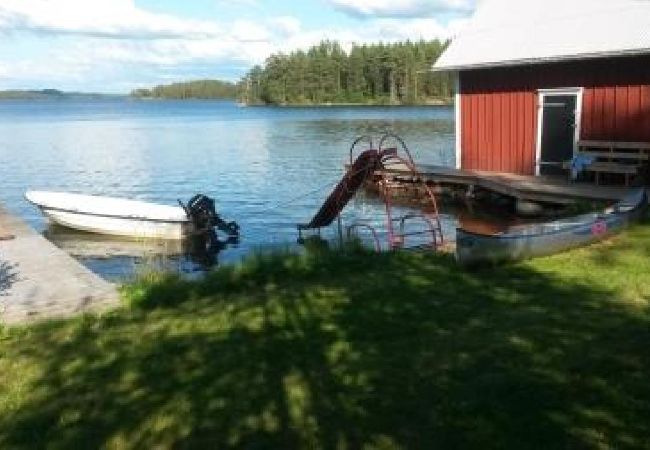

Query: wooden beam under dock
<box><xmin>375</xmin><ymin>165</ymin><xmax>633</xmax><ymax>204</ymax></box>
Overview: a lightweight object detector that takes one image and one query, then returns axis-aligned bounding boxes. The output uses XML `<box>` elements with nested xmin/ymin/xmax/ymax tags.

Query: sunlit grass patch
<box><xmin>1</xmin><ymin>223</ymin><xmax>649</xmax><ymax>449</ymax></box>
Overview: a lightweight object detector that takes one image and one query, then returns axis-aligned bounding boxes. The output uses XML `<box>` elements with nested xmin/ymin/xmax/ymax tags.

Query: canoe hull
<box><xmin>41</xmin><ymin>208</ymin><xmax>191</xmax><ymax>240</ymax></box>
<box><xmin>457</xmin><ymin>189</ymin><xmax>647</xmax><ymax>266</ymax></box>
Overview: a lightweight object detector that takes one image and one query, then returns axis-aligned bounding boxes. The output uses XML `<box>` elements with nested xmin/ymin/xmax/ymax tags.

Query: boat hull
<box><xmin>25</xmin><ymin>191</ymin><xmax>193</xmax><ymax>240</ymax></box>
<box><xmin>456</xmin><ymin>189</ymin><xmax>647</xmax><ymax>266</ymax></box>
<box><xmin>40</xmin><ymin>208</ymin><xmax>191</xmax><ymax>240</ymax></box>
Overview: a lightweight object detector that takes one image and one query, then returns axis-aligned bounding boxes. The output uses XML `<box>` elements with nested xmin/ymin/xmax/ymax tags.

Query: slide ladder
<box><xmin>374</xmin><ymin>134</ymin><xmax>444</xmax><ymax>250</ymax></box>
<box><xmin>299</xmin><ymin>134</ymin><xmax>444</xmax><ymax>250</ymax></box>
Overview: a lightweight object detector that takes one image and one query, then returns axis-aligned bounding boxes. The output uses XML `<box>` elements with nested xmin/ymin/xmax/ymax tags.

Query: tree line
<box><xmin>131</xmin><ymin>80</ymin><xmax>237</xmax><ymax>99</ymax></box>
<box><xmin>129</xmin><ymin>40</ymin><xmax>453</xmax><ymax>105</ymax></box>
<box><xmin>239</xmin><ymin>39</ymin><xmax>453</xmax><ymax>106</ymax></box>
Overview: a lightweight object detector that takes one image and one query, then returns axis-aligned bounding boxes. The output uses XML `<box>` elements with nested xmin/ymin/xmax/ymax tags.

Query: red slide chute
<box><xmin>298</xmin><ymin>148</ymin><xmax>380</xmax><ymax>230</ymax></box>
<box><xmin>298</xmin><ymin>134</ymin><xmax>444</xmax><ymax>251</ymax></box>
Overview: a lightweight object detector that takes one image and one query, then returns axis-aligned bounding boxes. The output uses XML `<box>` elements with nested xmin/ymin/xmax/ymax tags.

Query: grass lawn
<box><xmin>1</xmin><ymin>222</ymin><xmax>649</xmax><ymax>449</ymax></box>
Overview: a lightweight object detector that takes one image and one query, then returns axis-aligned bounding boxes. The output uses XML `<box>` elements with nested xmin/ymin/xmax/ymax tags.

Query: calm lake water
<box><xmin>0</xmin><ymin>99</ymin><xmax>457</xmax><ymax>280</ymax></box>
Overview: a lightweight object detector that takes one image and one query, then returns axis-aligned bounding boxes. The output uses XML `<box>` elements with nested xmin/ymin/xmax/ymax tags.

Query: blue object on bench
<box><xmin>569</xmin><ymin>154</ymin><xmax>595</xmax><ymax>181</ymax></box>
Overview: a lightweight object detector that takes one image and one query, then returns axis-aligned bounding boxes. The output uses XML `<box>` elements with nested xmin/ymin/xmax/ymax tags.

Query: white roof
<box><xmin>434</xmin><ymin>0</ymin><xmax>650</xmax><ymax>71</ymax></box>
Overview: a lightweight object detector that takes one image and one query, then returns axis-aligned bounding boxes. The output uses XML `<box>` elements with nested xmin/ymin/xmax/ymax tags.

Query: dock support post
<box><xmin>337</xmin><ymin>215</ymin><xmax>343</xmax><ymax>248</ymax></box>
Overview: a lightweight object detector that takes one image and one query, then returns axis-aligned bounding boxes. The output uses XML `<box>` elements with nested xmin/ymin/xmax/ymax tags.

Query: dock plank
<box><xmin>0</xmin><ymin>205</ymin><xmax>119</xmax><ymax>325</ymax></box>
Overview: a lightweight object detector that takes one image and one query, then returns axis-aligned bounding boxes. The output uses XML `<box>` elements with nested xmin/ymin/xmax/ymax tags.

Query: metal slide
<box><xmin>298</xmin><ymin>139</ymin><xmax>380</xmax><ymax>230</ymax></box>
<box><xmin>299</xmin><ymin>134</ymin><xmax>444</xmax><ymax>251</ymax></box>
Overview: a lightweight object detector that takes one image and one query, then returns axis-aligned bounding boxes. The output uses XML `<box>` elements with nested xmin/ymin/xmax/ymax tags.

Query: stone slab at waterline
<box><xmin>0</xmin><ymin>204</ymin><xmax>119</xmax><ymax>325</ymax></box>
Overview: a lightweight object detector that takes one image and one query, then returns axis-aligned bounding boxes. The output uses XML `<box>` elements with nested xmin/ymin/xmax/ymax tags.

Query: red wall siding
<box><xmin>460</xmin><ymin>55</ymin><xmax>650</xmax><ymax>174</ymax></box>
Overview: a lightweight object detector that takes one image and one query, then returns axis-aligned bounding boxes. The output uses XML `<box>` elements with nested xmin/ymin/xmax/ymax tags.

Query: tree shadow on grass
<box><xmin>0</xmin><ymin>260</ymin><xmax>18</xmax><ymax>296</ymax></box>
<box><xmin>0</xmin><ymin>250</ymin><xmax>649</xmax><ymax>449</ymax></box>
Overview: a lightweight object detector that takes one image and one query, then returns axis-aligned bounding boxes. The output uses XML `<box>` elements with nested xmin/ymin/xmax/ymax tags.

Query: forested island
<box><xmin>240</xmin><ymin>40</ymin><xmax>453</xmax><ymax>106</ymax></box>
<box><xmin>131</xmin><ymin>80</ymin><xmax>237</xmax><ymax>99</ymax></box>
<box><xmin>130</xmin><ymin>39</ymin><xmax>452</xmax><ymax>106</ymax></box>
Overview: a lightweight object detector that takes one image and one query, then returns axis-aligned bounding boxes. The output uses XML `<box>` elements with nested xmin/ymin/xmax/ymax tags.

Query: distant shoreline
<box><xmin>0</xmin><ymin>95</ymin><xmax>452</xmax><ymax>107</ymax></box>
<box><xmin>239</xmin><ymin>98</ymin><xmax>453</xmax><ymax>108</ymax></box>
<box><xmin>132</xmin><ymin>99</ymin><xmax>453</xmax><ymax>107</ymax></box>
<box><xmin>0</xmin><ymin>89</ymin><xmax>123</xmax><ymax>100</ymax></box>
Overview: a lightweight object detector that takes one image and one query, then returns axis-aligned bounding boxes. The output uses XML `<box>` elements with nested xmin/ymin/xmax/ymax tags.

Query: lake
<box><xmin>0</xmin><ymin>99</ymin><xmax>457</xmax><ymax>280</ymax></box>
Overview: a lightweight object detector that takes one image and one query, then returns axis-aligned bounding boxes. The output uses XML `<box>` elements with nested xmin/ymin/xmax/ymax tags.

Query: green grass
<box><xmin>1</xmin><ymin>225</ymin><xmax>650</xmax><ymax>449</ymax></box>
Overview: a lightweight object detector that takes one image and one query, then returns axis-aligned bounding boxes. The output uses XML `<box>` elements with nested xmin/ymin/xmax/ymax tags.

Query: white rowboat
<box><xmin>26</xmin><ymin>191</ymin><xmax>191</xmax><ymax>240</ymax></box>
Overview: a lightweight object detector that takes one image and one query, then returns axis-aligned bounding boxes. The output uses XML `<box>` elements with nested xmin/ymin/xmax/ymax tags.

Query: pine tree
<box><xmin>241</xmin><ymin>39</ymin><xmax>452</xmax><ymax>105</ymax></box>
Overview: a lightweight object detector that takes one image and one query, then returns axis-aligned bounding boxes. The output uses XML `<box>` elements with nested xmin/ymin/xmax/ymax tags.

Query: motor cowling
<box><xmin>184</xmin><ymin>194</ymin><xmax>239</xmax><ymax>237</ymax></box>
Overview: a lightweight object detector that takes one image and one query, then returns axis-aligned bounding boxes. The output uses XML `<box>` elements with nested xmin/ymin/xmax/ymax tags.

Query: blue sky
<box><xmin>0</xmin><ymin>0</ymin><xmax>476</xmax><ymax>93</ymax></box>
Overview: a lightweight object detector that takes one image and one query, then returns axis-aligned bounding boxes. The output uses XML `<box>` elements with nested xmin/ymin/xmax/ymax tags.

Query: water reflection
<box><xmin>44</xmin><ymin>225</ymin><xmax>186</xmax><ymax>259</ymax></box>
<box><xmin>43</xmin><ymin>225</ymin><xmax>237</xmax><ymax>280</ymax></box>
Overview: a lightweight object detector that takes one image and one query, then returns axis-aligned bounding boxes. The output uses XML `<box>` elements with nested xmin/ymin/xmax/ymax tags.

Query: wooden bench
<box><xmin>576</xmin><ymin>140</ymin><xmax>650</xmax><ymax>185</ymax></box>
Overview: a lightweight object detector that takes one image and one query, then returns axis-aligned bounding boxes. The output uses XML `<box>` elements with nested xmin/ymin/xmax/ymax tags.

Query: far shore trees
<box><xmin>239</xmin><ymin>39</ymin><xmax>453</xmax><ymax>106</ymax></box>
<box><xmin>130</xmin><ymin>39</ymin><xmax>453</xmax><ymax>106</ymax></box>
<box><xmin>131</xmin><ymin>80</ymin><xmax>237</xmax><ymax>100</ymax></box>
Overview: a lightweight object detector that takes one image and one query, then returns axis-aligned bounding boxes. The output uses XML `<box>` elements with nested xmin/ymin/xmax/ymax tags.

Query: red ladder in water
<box><xmin>375</xmin><ymin>134</ymin><xmax>444</xmax><ymax>250</ymax></box>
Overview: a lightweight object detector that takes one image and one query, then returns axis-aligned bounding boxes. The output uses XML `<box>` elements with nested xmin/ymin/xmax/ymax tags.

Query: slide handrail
<box><xmin>349</xmin><ymin>135</ymin><xmax>374</xmax><ymax>165</ymax></box>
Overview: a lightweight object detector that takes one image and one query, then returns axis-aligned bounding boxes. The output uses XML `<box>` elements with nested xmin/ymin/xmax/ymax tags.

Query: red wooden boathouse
<box><xmin>434</xmin><ymin>0</ymin><xmax>650</xmax><ymax>177</ymax></box>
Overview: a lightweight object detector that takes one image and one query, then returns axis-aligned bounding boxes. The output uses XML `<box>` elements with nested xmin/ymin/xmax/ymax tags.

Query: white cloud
<box><xmin>0</xmin><ymin>0</ymin><xmax>472</xmax><ymax>92</ymax></box>
<box><xmin>0</xmin><ymin>57</ymin><xmax>93</xmax><ymax>85</ymax></box>
<box><xmin>0</xmin><ymin>0</ymin><xmax>221</xmax><ymax>39</ymax></box>
<box><xmin>371</xmin><ymin>17</ymin><xmax>461</xmax><ymax>40</ymax></box>
<box><xmin>215</xmin><ymin>0</ymin><xmax>260</xmax><ymax>7</ymax></box>
<box><xmin>230</xmin><ymin>20</ymin><xmax>271</xmax><ymax>42</ymax></box>
<box><xmin>328</xmin><ymin>0</ymin><xmax>474</xmax><ymax>18</ymax></box>
<box><xmin>269</xmin><ymin>16</ymin><xmax>302</xmax><ymax>37</ymax></box>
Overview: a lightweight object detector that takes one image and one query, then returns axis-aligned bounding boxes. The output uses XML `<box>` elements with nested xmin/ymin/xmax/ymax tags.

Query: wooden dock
<box><xmin>378</xmin><ymin>165</ymin><xmax>633</xmax><ymax>204</ymax></box>
<box><xmin>0</xmin><ymin>204</ymin><xmax>119</xmax><ymax>325</ymax></box>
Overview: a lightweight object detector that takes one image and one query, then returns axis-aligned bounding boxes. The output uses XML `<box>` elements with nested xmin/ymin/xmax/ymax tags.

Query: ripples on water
<box><xmin>0</xmin><ymin>99</ymin><xmax>456</xmax><ymax>280</ymax></box>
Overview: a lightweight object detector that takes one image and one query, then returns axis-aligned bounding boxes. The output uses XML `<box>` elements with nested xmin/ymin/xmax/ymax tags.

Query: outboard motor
<box><xmin>180</xmin><ymin>194</ymin><xmax>240</xmax><ymax>237</ymax></box>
